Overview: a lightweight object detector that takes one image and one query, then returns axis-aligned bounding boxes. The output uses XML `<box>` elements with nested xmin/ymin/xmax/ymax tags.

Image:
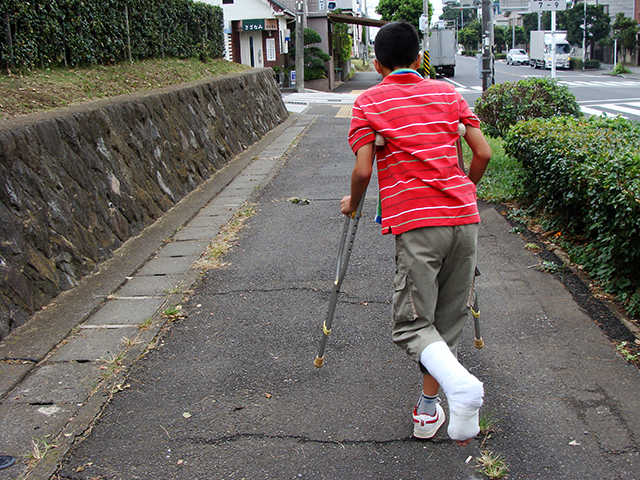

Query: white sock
<box><xmin>420</xmin><ymin>341</ymin><xmax>484</xmax><ymax>441</ymax></box>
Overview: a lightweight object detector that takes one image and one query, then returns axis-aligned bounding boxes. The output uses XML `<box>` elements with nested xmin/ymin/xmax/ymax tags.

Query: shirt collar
<box><xmin>390</xmin><ymin>68</ymin><xmax>423</xmax><ymax>78</ymax></box>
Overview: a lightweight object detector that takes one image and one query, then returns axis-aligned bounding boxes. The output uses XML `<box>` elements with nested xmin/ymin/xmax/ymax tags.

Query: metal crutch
<box><xmin>314</xmin><ymin>134</ymin><xmax>384</xmax><ymax>368</ymax></box>
<box><xmin>456</xmin><ymin>123</ymin><xmax>484</xmax><ymax>349</ymax></box>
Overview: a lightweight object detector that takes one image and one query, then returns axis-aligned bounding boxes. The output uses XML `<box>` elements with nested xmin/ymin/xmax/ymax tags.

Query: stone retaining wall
<box><xmin>0</xmin><ymin>68</ymin><xmax>288</xmax><ymax>338</ymax></box>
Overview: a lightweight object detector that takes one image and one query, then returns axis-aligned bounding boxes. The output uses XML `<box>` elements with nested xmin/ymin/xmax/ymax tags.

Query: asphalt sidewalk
<box><xmin>0</xmin><ymin>112</ymin><xmax>315</xmax><ymax>480</ymax></box>
<box><xmin>1</xmin><ymin>70</ymin><xmax>640</xmax><ymax>479</ymax></box>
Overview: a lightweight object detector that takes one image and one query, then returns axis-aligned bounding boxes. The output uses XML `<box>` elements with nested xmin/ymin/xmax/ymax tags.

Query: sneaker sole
<box><xmin>413</xmin><ymin>404</ymin><xmax>446</xmax><ymax>439</ymax></box>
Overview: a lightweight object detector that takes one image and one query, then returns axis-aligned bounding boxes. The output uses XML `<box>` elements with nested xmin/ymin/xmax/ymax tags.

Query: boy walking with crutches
<box><xmin>340</xmin><ymin>21</ymin><xmax>491</xmax><ymax>446</ymax></box>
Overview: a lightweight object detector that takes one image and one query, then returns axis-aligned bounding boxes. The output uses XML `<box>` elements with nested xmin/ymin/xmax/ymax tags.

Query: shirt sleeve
<box><xmin>348</xmin><ymin>100</ymin><xmax>376</xmax><ymax>154</ymax></box>
<box><xmin>457</xmin><ymin>92</ymin><xmax>481</xmax><ymax>129</ymax></box>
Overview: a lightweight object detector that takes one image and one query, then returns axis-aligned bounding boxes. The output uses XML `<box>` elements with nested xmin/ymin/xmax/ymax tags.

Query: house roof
<box><xmin>267</xmin><ymin>0</ymin><xmax>294</xmax><ymax>17</ymax></box>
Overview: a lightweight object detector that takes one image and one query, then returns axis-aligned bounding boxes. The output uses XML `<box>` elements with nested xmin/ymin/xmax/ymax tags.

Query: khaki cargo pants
<box><xmin>392</xmin><ymin>223</ymin><xmax>478</xmax><ymax>372</ymax></box>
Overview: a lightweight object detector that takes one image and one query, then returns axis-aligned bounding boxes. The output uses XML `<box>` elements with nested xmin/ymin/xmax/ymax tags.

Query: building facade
<box><xmin>203</xmin><ymin>0</ymin><xmax>294</xmax><ymax>68</ymax></box>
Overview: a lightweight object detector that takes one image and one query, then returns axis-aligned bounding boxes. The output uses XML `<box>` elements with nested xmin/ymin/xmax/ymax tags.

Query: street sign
<box><xmin>243</xmin><ymin>19</ymin><xmax>265</xmax><ymax>31</ymax></box>
<box><xmin>529</xmin><ymin>0</ymin><xmax>567</xmax><ymax>11</ymax></box>
<box><xmin>419</xmin><ymin>15</ymin><xmax>428</xmax><ymax>32</ymax></box>
<box><xmin>499</xmin><ymin>0</ymin><xmax>530</xmax><ymax>11</ymax></box>
<box><xmin>290</xmin><ymin>70</ymin><xmax>296</xmax><ymax>87</ymax></box>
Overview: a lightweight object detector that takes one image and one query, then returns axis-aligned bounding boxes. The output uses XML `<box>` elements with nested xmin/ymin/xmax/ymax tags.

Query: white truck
<box><xmin>429</xmin><ymin>26</ymin><xmax>456</xmax><ymax>77</ymax></box>
<box><xmin>529</xmin><ymin>30</ymin><xmax>571</xmax><ymax>69</ymax></box>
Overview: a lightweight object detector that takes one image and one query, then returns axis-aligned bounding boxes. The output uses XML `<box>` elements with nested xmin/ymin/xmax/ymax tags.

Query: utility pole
<box><xmin>551</xmin><ymin>9</ymin><xmax>557</xmax><ymax>79</ymax></box>
<box><xmin>295</xmin><ymin>1</ymin><xmax>305</xmax><ymax>92</ymax></box>
<box><xmin>582</xmin><ymin>0</ymin><xmax>587</xmax><ymax>70</ymax></box>
<box><xmin>421</xmin><ymin>0</ymin><xmax>430</xmax><ymax>77</ymax></box>
<box><xmin>481</xmin><ymin>0</ymin><xmax>494</xmax><ymax>91</ymax></box>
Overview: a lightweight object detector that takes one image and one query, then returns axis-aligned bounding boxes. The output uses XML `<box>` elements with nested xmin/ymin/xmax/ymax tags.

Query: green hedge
<box><xmin>475</xmin><ymin>77</ymin><xmax>583</xmax><ymax>139</ymax></box>
<box><xmin>0</xmin><ymin>0</ymin><xmax>224</xmax><ymax>71</ymax></box>
<box><xmin>504</xmin><ymin>116</ymin><xmax>640</xmax><ymax>316</ymax></box>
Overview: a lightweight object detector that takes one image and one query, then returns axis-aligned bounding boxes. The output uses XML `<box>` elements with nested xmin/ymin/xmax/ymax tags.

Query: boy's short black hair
<box><xmin>374</xmin><ymin>21</ymin><xmax>421</xmax><ymax>70</ymax></box>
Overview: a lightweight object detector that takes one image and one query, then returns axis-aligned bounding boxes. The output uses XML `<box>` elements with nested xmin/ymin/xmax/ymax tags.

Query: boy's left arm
<box><xmin>340</xmin><ymin>141</ymin><xmax>374</xmax><ymax>216</ymax></box>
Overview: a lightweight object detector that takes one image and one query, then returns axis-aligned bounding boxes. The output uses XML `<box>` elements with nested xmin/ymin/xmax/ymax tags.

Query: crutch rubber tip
<box><xmin>474</xmin><ymin>338</ymin><xmax>484</xmax><ymax>349</ymax></box>
<box><xmin>314</xmin><ymin>356</ymin><xmax>324</xmax><ymax>368</ymax></box>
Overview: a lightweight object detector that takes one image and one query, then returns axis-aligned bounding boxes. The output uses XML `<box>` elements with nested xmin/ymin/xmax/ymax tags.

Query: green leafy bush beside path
<box><xmin>475</xmin><ymin>77</ymin><xmax>583</xmax><ymax>139</ymax></box>
<box><xmin>503</xmin><ymin>116</ymin><xmax>640</xmax><ymax>316</ymax></box>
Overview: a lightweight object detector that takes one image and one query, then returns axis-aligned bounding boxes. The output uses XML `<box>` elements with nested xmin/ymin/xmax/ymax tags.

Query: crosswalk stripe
<box><xmin>580</xmin><ymin>105</ymin><xmax>625</xmax><ymax>118</ymax></box>
<box><xmin>581</xmin><ymin>106</ymin><xmax>614</xmax><ymax>117</ymax></box>
<box><xmin>599</xmin><ymin>104</ymin><xmax>640</xmax><ymax>116</ymax></box>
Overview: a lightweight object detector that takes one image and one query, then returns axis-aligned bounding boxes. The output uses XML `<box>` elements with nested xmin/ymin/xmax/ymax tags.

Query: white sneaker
<box><xmin>413</xmin><ymin>403</ymin><xmax>446</xmax><ymax>439</ymax></box>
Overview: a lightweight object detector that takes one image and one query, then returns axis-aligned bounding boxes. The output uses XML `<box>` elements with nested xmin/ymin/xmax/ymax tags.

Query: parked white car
<box><xmin>507</xmin><ymin>49</ymin><xmax>529</xmax><ymax>65</ymax></box>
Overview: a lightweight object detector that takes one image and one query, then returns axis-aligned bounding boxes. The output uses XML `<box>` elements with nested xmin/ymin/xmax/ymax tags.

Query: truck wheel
<box><xmin>448</xmin><ymin>67</ymin><xmax>455</xmax><ymax>77</ymax></box>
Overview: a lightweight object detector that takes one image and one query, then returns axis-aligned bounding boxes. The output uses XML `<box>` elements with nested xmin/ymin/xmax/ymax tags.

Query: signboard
<box><xmin>265</xmin><ymin>19</ymin><xmax>277</xmax><ymax>30</ymax></box>
<box><xmin>529</xmin><ymin>0</ymin><xmax>567</xmax><ymax>11</ymax></box>
<box><xmin>243</xmin><ymin>19</ymin><xmax>265</xmax><ymax>31</ymax></box>
<box><xmin>266</xmin><ymin>38</ymin><xmax>276</xmax><ymax>61</ymax></box>
<box><xmin>290</xmin><ymin>70</ymin><xmax>296</xmax><ymax>87</ymax></box>
<box><xmin>499</xmin><ymin>0</ymin><xmax>530</xmax><ymax>11</ymax></box>
<box><xmin>419</xmin><ymin>14</ymin><xmax>428</xmax><ymax>32</ymax></box>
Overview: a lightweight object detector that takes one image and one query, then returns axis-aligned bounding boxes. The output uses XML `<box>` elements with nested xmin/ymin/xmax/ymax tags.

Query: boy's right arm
<box><xmin>340</xmin><ymin>142</ymin><xmax>374</xmax><ymax>216</ymax></box>
<box><xmin>464</xmin><ymin>126</ymin><xmax>491</xmax><ymax>185</ymax></box>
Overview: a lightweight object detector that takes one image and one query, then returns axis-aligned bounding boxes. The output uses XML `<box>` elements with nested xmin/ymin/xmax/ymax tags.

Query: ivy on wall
<box><xmin>0</xmin><ymin>0</ymin><xmax>224</xmax><ymax>71</ymax></box>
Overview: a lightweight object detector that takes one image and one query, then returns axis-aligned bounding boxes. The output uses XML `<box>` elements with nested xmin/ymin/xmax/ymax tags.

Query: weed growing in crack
<box><xmin>198</xmin><ymin>202</ymin><xmax>257</xmax><ymax>270</ymax></box>
<box><xmin>474</xmin><ymin>450</ymin><xmax>509</xmax><ymax>479</ymax></box>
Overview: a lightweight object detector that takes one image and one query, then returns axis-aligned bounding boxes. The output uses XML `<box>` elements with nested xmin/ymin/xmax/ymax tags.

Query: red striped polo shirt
<box><xmin>349</xmin><ymin>71</ymin><xmax>481</xmax><ymax>235</ymax></box>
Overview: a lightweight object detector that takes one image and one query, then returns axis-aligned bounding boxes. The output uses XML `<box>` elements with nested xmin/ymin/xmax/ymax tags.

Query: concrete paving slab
<box><xmin>174</xmin><ymin>225</ymin><xmax>224</xmax><ymax>241</ymax></box>
<box><xmin>0</xmin><ymin>403</ymin><xmax>80</xmax><ymax>480</ymax></box>
<box><xmin>243</xmin><ymin>158</ymin><xmax>278</xmax><ymax>175</ymax></box>
<box><xmin>185</xmin><ymin>215</ymin><xmax>231</xmax><ymax>229</ymax></box>
<box><xmin>224</xmin><ymin>175</ymin><xmax>263</xmax><ymax>191</ymax></box>
<box><xmin>47</xmin><ymin>327</ymin><xmax>139</xmax><ymax>362</ymax></box>
<box><xmin>82</xmin><ymin>297</ymin><xmax>167</xmax><ymax>325</ymax></box>
<box><xmin>116</xmin><ymin>274</ymin><xmax>185</xmax><ymax>297</ymax></box>
<box><xmin>155</xmin><ymin>240</ymin><xmax>208</xmax><ymax>258</ymax></box>
<box><xmin>6</xmin><ymin>362</ymin><xmax>102</xmax><ymax>404</ymax></box>
<box><xmin>0</xmin><ymin>362</ymin><xmax>33</xmax><ymax>399</ymax></box>
<box><xmin>198</xmin><ymin>204</ymin><xmax>236</xmax><ymax>218</ymax></box>
<box><xmin>136</xmin><ymin>255</ymin><xmax>199</xmax><ymax>276</ymax></box>
<box><xmin>208</xmin><ymin>194</ymin><xmax>246</xmax><ymax>205</ymax></box>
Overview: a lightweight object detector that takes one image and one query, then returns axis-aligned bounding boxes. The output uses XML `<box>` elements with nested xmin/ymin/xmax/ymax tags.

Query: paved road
<box><xmin>3</xmin><ymin>70</ymin><xmax>640</xmax><ymax>479</ymax></box>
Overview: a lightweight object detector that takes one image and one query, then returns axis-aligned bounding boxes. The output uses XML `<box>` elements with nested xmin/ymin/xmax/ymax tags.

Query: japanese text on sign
<box><xmin>243</xmin><ymin>19</ymin><xmax>265</xmax><ymax>31</ymax></box>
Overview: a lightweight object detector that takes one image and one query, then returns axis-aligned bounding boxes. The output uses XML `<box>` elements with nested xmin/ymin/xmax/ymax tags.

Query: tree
<box><xmin>439</xmin><ymin>4</ymin><xmax>476</xmax><ymax>27</ymax></box>
<box><xmin>333</xmin><ymin>17</ymin><xmax>352</xmax><ymax>65</ymax></box>
<box><xmin>458</xmin><ymin>20</ymin><xmax>481</xmax><ymax>52</ymax></box>
<box><xmin>505</xmin><ymin>25</ymin><xmax>527</xmax><ymax>50</ymax></box>
<box><xmin>560</xmin><ymin>3</ymin><xmax>610</xmax><ymax>55</ymax></box>
<box><xmin>376</xmin><ymin>0</ymin><xmax>431</xmax><ymax>34</ymax></box>
<box><xmin>494</xmin><ymin>26</ymin><xmax>507</xmax><ymax>52</ymax></box>
<box><xmin>289</xmin><ymin>28</ymin><xmax>331</xmax><ymax>81</ymax></box>
<box><xmin>612</xmin><ymin>13</ymin><xmax>638</xmax><ymax>61</ymax></box>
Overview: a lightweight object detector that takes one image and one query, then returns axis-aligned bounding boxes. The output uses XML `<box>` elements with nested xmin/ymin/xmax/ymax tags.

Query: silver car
<box><xmin>507</xmin><ymin>49</ymin><xmax>529</xmax><ymax>65</ymax></box>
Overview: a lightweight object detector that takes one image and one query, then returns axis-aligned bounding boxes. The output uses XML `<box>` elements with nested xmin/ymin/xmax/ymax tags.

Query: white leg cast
<box><xmin>420</xmin><ymin>341</ymin><xmax>484</xmax><ymax>441</ymax></box>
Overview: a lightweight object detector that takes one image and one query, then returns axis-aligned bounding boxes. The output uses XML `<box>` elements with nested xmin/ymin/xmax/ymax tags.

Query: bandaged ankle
<box><xmin>420</xmin><ymin>341</ymin><xmax>484</xmax><ymax>440</ymax></box>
